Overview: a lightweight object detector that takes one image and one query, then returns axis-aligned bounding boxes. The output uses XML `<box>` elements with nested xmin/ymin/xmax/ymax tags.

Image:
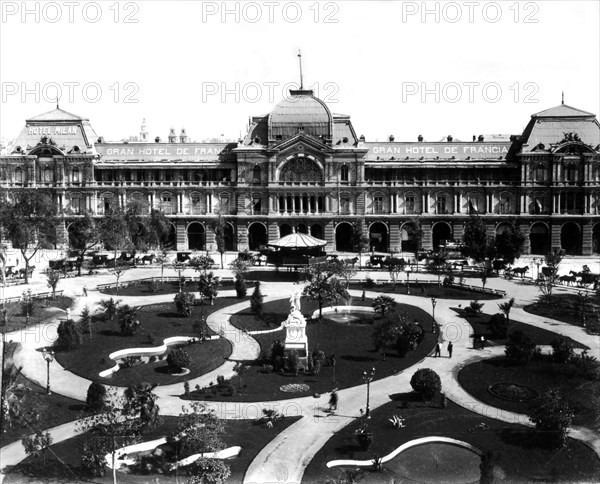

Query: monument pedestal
<box><xmin>283</xmin><ymin>309</ymin><xmax>309</xmax><ymax>372</ymax></box>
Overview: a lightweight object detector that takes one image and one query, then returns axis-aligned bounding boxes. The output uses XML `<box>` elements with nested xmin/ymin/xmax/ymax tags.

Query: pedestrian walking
<box><xmin>328</xmin><ymin>389</ymin><xmax>338</xmax><ymax>413</ymax></box>
<box><xmin>434</xmin><ymin>342</ymin><xmax>441</xmax><ymax>357</ymax></box>
<box><xmin>447</xmin><ymin>341</ymin><xmax>453</xmax><ymax>358</ymax></box>
<box><xmin>480</xmin><ymin>336</ymin><xmax>486</xmax><ymax>349</ymax></box>
<box><xmin>83</xmin><ymin>286</ymin><xmax>88</xmax><ymax>297</ymax></box>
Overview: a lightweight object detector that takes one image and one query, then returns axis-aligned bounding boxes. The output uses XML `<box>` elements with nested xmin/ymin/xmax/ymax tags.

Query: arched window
<box><xmin>72</xmin><ymin>166</ymin><xmax>81</xmax><ymax>184</ymax></box>
<box><xmin>14</xmin><ymin>166</ymin><xmax>24</xmax><ymax>184</ymax></box>
<box><xmin>42</xmin><ymin>166</ymin><xmax>53</xmax><ymax>184</ymax></box>
<box><xmin>535</xmin><ymin>164</ymin><xmax>545</xmax><ymax>182</ymax></box>
<box><xmin>340</xmin><ymin>165</ymin><xmax>349</xmax><ymax>182</ymax></box>
<box><xmin>252</xmin><ymin>165</ymin><xmax>261</xmax><ymax>184</ymax></box>
<box><xmin>566</xmin><ymin>164</ymin><xmax>577</xmax><ymax>183</ymax></box>
<box><xmin>279</xmin><ymin>157</ymin><xmax>322</xmax><ymax>184</ymax></box>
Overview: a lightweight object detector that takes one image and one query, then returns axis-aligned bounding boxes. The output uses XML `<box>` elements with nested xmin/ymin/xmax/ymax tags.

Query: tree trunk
<box><xmin>112</xmin><ymin>436</ymin><xmax>117</xmax><ymax>484</ymax></box>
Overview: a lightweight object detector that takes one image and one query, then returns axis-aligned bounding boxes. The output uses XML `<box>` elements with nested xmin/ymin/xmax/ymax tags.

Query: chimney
<box><xmin>155</xmin><ymin>136</ymin><xmax>161</xmax><ymax>143</ymax></box>
<box><xmin>418</xmin><ymin>135</ymin><xmax>424</xmax><ymax>142</ymax></box>
<box><xmin>389</xmin><ymin>135</ymin><xmax>395</xmax><ymax>142</ymax></box>
<box><xmin>447</xmin><ymin>135</ymin><xmax>453</xmax><ymax>142</ymax></box>
<box><xmin>473</xmin><ymin>135</ymin><xmax>476</xmax><ymax>142</ymax></box>
<box><xmin>478</xmin><ymin>135</ymin><xmax>485</xmax><ymax>142</ymax></box>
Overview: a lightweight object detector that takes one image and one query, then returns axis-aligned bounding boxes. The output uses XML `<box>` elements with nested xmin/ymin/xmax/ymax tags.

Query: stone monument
<box><xmin>282</xmin><ymin>288</ymin><xmax>309</xmax><ymax>371</ymax></box>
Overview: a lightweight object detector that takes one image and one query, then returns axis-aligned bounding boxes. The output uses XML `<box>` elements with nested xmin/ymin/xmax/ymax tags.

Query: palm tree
<box><xmin>198</xmin><ymin>271</ymin><xmax>220</xmax><ymax>305</ymax></box>
<box><xmin>372</xmin><ymin>295</ymin><xmax>396</xmax><ymax>318</ymax></box>
<box><xmin>498</xmin><ymin>297</ymin><xmax>515</xmax><ymax>337</ymax></box>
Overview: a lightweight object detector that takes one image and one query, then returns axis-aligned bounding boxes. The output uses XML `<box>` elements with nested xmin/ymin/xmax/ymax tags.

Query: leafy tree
<box><xmin>212</xmin><ymin>212</ymin><xmax>228</xmax><ymax>269</ymax></box>
<box><xmin>505</xmin><ymin>330</ymin><xmax>537</xmax><ymax>364</ymax></box>
<box><xmin>427</xmin><ymin>251</ymin><xmax>450</xmax><ymax>285</ymax></box>
<box><xmin>97</xmin><ymin>298</ymin><xmax>121</xmax><ymax>321</ymax></box>
<box><xmin>198</xmin><ymin>272</ymin><xmax>220</xmax><ymax>305</ymax></box>
<box><xmin>86</xmin><ymin>382</ymin><xmax>107</xmax><ymax>411</ymax></box>
<box><xmin>494</xmin><ymin>220</ymin><xmax>525</xmax><ymax>265</ymax></box>
<box><xmin>187</xmin><ymin>458</ymin><xmax>231</xmax><ymax>484</ymax></box>
<box><xmin>119</xmin><ymin>306</ymin><xmax>141</xmax><ymax>335</ymax></box>
<box><xmin>410</xmin><ymin>368</ymin><xmax>442</xmax><ymax>401</ymax></box>
<box><xmin>250</xmin><ymin>281</ymin><xmax>264</xmax><ymax>319</ymax></box>
<box><xmin>22</xmin><ymin>431</ymin><xmax>53</xmax><ymax>466</ymax></box>
<box><xmin>56</xmin><ymin>319</ymin><xmax>82</xmax><ymax>350</ymax></box>
<box><xmin>383</xmin><ymin>257</ymin><xmax>406</xmax><ymax>290</ymax></box>
<box><xmin>396</xmin><ymin>313</ymin><xmax>425</xmax><ymax>349</ymax></box>
<box><xmin>372</xmin><ymin>295</ymin><xmax>396</xmax><ymax>317</ymax></box>
<box><xmin>372</xmin><ymin>317</ymin><xmax>398</xmax><ymax>360</ymax></box>
<box><xmin>403</xmin><ymin>218</ymin><xmax>423</xmax><ymax>254</ymax></box>
<box><xmin>229</xmin><ymin>257</ymin><xmax>251</xmax><ymax>280</ymax></box>
<box><xmin>45</xmin><ymin>269</ymin><xmax>61</xmax><ymax>299</ymax></box>
<box><xmin>462</xmin><ymin>215</ymin><xmax>492</xmax><ymax>262</ymax></box>
<box><xmin>174</xmin><ymin>291</ymin><xmax>196</xmax><ymax>317</ymax></box>
<box><xmin>351</xmin><ymin>221</ymin><xmax>370</xmax><ymax>266</ymax></box>
<box><xmin>173</xmin><ymin>401</ymin><xmax>225</xmax><ymax>454</ymax></box>
<box><xmin>190</xmin><ymin>255</ymin><xmax>215</xmax><ymax>275</ymax></box>
<box><xmin>78</xmin><ymin>388</ymin><xmax>144</xmax><ymax>484</ymax></box>
<box><xmin>67</xmin><ymin>212</ymin><xmax>101</xmax><ymax>275</ymax></box>
<box><xmin>112</xmin><ymin>264</ymin><xmax>130</xmax><ymax>295</ymax></box>
<box><xmin>488</xmin><ymin>313</ymin><xmax>508</xmax><ymax>337</ymax></box>
<box><xmin>80</xmin><ymin>304</ymin><xmax>93</xmax><ymax>340</ymax></box>
<box><xmin>0</xmin><ymin>191</ymin><xmax>57</xmax><ymax>283</ymax></box>
<box><xmin>303</xmin><ymin>265</ymin><xmax>350</xmax><ymax>321</ymax></box>
<box><xmin>535</xmin><ymin>250</ymin><xmax>564</xmax><ymax>305</ymax></box>
<box><xmin>234</xmin><ymin>277</ymin><xmax>247</xmax><ymax>299</ymax></box>
<box><xmin>172</xmin><ymin>262</ymin><xmax>188</xmax><ymax>292</ymax></box>
<box><xmin>146</xmin><ymin>208</ymin><xmax>172</xmax><ymax>250</ymax></box>
<box><xmin>123</xmin><ymin>382</ymin><xmax>161</xmax><ymax>429</ymax></box>
<box><xmin>98</xmin><ymin>206</ymin><xmax>133</xmax><ymax>269</ymax></box>
<box><xmin>529</xmin><ymin>388</ymin><xmax>574</xmax><ymax>448</ymax></box>
<box><xmin>551</xmin><ymin>336</ymin><xmax>575</xmax><ymax>364</ymax></box>
<box><xmin>167</xmin><ymin>348</ymin><xmax>191</xmax><ymax>372</ymax></box>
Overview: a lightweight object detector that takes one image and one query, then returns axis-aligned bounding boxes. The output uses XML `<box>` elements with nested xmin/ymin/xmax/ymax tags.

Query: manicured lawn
<box><xmin>54</xmin><ymin>298</ymin><xmax>237</xmax><ymax>387</ymax></box>
<box><xmin>1</xmin><ymin>374</ymin><xmax>91</xmax><ymax>446</ymax></box>
<box><xmin>524</xmin><ymin>293</ymin><xmax>599</xmax><ymax>328</ymax></box>
<box><xmin>4</xmin><ymin>415</ymin><xmax>301</xmax><ymax>483</ymax></box>
<box><xmin>350</xmin><ymin>281</ymin><xmax>501</xmax><ymax>300</ymax></box>
<box><xmin>303</xmin><ymin>398</ymin><xmax>600</xmax><ymax>484</ymax></box>
<box><xmin>0</xmin><ymin>296</ymin><xmax>73</xmax><ymax>334</ymax></box>
<box><xmin>458</xmin><ymin>310</ymin><xmax>587</xmax><ymax>348</ymax></box>
<box><xmin>458</xmin><ymin>356</ymin><xmax>600</xmax><ymax>431</ymax></box>
<box><xmin>187</xmin><ymin>297</ymin><xmax>437</xmax><ymax>402</ymax></box>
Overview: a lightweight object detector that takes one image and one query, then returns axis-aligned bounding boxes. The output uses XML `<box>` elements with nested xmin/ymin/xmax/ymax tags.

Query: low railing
<box><xmin>96</xmin><ymin>275</ymin><xmax>233</xmax><ymax>292</ymax></box>
<box><xmin>4</xmin><ymin>290</ymin><xmax>64</xmax><ymax>304</ymax></box>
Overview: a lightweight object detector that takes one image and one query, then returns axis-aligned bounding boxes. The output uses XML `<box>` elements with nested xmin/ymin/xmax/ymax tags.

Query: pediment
<box><xmin>272</xmin><ymin>133</ymin><xmax>332</xmax><ymax>156</ymax></box>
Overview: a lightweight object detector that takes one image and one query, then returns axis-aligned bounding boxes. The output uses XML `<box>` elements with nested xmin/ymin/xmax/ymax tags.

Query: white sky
<box><xmin>1</xmin><ymin>0</ymin><xmax>599</xmax><ymax>143</ymax></box>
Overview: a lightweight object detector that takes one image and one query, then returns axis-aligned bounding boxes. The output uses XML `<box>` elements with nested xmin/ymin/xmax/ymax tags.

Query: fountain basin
<box><xmin>314</xmin><ymin>306</ymin><xmax>375</xmax><ymax>323</ymax></box>
<box><xmin>98</xmin><ymin>335</ymin><xmax>220</xmax><ymax>378</ymax></box>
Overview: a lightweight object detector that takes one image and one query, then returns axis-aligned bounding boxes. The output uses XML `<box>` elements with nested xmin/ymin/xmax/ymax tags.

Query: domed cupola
<box><xmin>268</xmin><ymin>89</ymin><xmax>333</xmax><ymax>143</ymax></box>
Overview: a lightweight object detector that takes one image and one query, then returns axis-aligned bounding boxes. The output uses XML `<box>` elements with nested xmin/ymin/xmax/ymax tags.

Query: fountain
<box><xmin>315</xmin><ymin>306</ymin><xmax>375</xmax><ymax>324</ymax></box>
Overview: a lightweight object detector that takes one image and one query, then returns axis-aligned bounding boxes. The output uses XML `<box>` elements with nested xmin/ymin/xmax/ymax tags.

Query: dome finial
<box><xmin>297</xmin><ymin>49</ymin><xmax>304</xmax><ymax>90</ymax></box>
<box><xmin>562</xmin><ymin>91</ymin><xmax>564</xmax><ymax>105</ymax></box>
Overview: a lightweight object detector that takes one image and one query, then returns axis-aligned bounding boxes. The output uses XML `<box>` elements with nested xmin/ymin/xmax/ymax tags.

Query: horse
<box><xmin>559</xmin><ymin>274</ymin><xmax>576</xmax><ymax>286</ymax></box>
<box><xmin>511</xmin><ymin>266</ymin><xmax>529</xmax><ymax>277</ymax></box>
<box><xmin>342</xmin><ymin>257</ymin><xmax>359</xmax><ymax>267</ymax></box>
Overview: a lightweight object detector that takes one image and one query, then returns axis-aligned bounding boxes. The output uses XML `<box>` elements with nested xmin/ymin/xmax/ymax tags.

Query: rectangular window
<box><xmin>340</xmin><ymin>197</ymin><xmax>350</xmax><ymax>215</ymax></box>
<box><xmin>534</xmin><ymin>198</ymin><xmax>543</xmax><ymax>214</ymax></box>
<box><xmin>220</xmin><ymin>196</ymin><xmax>230</xmax><ymax>213</ymax></box>
<box><xmin>373</xmin><ymin>196</ymin><xmax>384</xmax><ymax>214</ymax></box>
<box><xmin>436</xmin><ymin>196</ymin><xmax>447</xmax><ymax>214</ymax></box>
<box><xmin>71</xmin><ymin>197</ymin><xmax>82</xmax><ymax>214</ymax></box>
<box><xmin>468</xmin><ymin>197</ymin><xmax>478</xmax><ymax>214</ymax></box>
<box><xmin>500</xmin><ymin>196</ymin><xmax>510</xmax><ymax>214</ymax></box>
<box><xmin>252</xmin><ymin>196</ymin><xmax>262</xmax><ymax>214</ymax></box>
<box><xmin>405</xmin><ymin>195</ymin><xmax>415</xmax><ymax>214</ymax></box>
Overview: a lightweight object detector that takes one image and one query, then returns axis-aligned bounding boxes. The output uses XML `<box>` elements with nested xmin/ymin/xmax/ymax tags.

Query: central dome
<box><xmin>268</xmin><ymin>89</ymin><xmax>332</xmax><ymax>142</ymax></box>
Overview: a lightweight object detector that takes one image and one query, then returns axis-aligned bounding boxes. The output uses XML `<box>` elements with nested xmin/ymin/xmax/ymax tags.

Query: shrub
<box><xmin>250</xmin><ymin>281</ymin><xmax>264</xmax><ymax>318</ymax></box>
<box><xmin>234</xmin><ymin>277</ymin><xmax>247</xmax><ymax>299</ymax></box>
<box><xmin>312</xmin><ymin>360</ymin><xmax>322</xmax><ymax>375</ymax></box>
<box><xmin>571</xmin><ymin>350</ymin><xmax>600</xmax><ymax>380</ymax></box>
<box><xmin>442</xmin><ymin>275</ymin><xmax>454</xmax><ymax>287</ymax></box>
<box><xmin>465</xmin><ymin>300</ymin><xmax>484</xmax><ymax>316</ymax></box>
<box><xmin>270</xmin><ymin>340</ymin><xmax>285</xmax><ymax>363</ymax></box>
<box><xmin>286</xmin><ymin>350</ymin><xmax>300</xmax><ymax>375</ymax></box>
<box><xmin>120</xmin><ymin>356</ymin><xmax>141</xmax><ymax>368</ymax></box>
<box><xmin>167</xmin><ymin>348</ymin><xmax>191</xmax><ymax>372</ymax></box>
<box><xmin>86</xmin><ymin>382</ymin><xmax>106</xmax><ymax>411</ymax></box>
<box><xmin>56</xmin><ymin>319</ymin><xmax>82</xmax><ymax>350</ymax></box>
<box><xmin>148</xmin><ymin>279</ymin><xmax>160</xmax><ymax>293</ymax></box>
<box><xmin>184</xmin><ymin>381</ymin><xmax>190</xmax><ymax>396</ymax></box>
<box><xmin>260</xmin><ymin>364</ymin><xmax>273</xmax><ymax>374</ymax></box>
<box><xmin>505</xmin><ymin>330</ymin><xmax>538</xmax><ymax>364</ymax></box>
<box><xmin>97</xmin><ymin>298</ymin><xmax>121</xmax><ymax>321</ymax></box>
<box><xmin>149</xmin><ymin>355</ymin><xmax>157</xmax><ymax>363</ymax></box>
<box><xmin>174</xmin><ymin>292</ymin><xmax>196</xmax><ymax>317</ymax></box>
<box><xmin>410</xmin><ymin>368</ymin><xmax>442</xmax><ymax>401</ymax></box>
<box><xmin>364</xmin><ymin>277</ymin><xmax>375</xmax><ymax>289</ymax></box>
<box><xmin>529</xmin><ymin>388</ymin><xmax>574</xmax><ymax>448</ymax></box>
<box><xmin>489</xmin><ymin>313</ymin><xmax>508</xmax><ymax>337</ymax></box>
<box><xmin>120</xmin><ymin>309</ymin><xmax>141</xmax><ymax>336</ymax></box>
<box><xmin>146</xmin><ymin>332</ymin><xmax>156</xmax><ymax>345</ymax></box>
<box><xmin>551</xmin><ymin>336</ymin><xmax>575</xmax><ymax>364</ymax></box>
<box><xmin>398</xmin><ymin>320</ymin><xmax>424</xmax><ymax>350</ymax></box>
<box><xmin>187</xmin><ymin>457</ymin><xmax>231</xmax><ymax>484</ymax></box>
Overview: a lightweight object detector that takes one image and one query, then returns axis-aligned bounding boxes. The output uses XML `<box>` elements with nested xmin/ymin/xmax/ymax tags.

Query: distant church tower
<box><xmin>180</xmin><ymin>128</ymin><xmax>188</xmax><ymax>143</ymax></box>
<box><xmin>140</xmin><ymin>118</ymin><xmax>148</xmax><ymax>142</ymax></box>
<box><xmin>168</xmin><ymin>127</ymin><xmax>177</xmax><ymax>143</ymax></box>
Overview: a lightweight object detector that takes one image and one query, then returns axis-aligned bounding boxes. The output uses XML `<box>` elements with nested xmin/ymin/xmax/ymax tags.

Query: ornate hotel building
<box><xmin>2</xmin><ymin>89</ymin><xmax>600</xmax><ymax>256</ymax></box>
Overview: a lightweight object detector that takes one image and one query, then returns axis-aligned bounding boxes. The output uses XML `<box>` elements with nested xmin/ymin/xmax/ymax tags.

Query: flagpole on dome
<box><xmin>298</xmin><ymin>49</ymin><xmax>304</xmax><ymax>90</ymax></box>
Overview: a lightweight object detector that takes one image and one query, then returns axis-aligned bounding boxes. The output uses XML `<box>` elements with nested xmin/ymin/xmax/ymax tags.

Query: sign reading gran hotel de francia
<box><xmin>2</xmin><ymin>89</ymin><xmax>600</xmax><ymax>256</ymax></box>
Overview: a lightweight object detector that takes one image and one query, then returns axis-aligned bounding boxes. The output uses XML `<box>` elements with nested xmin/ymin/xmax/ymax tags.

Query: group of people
<box><xmin>434</xmin><ymin>341</ymin><xmax>453</xmax><ymax>358</ymax></box>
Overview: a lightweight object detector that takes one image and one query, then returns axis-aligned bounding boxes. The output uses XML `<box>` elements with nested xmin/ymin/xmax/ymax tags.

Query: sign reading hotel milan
<box><xmin>27</xmin><ymin>126</ymin><xmax>78</xmax><ymax>136</ymax></box>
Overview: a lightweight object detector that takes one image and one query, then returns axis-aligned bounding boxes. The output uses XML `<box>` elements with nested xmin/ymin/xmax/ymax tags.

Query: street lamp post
<box><xmin>362</xmin><ymin>367</ymin><xmax>376</xmax><ymax>419</ymax></box>
<box><xmin>406</xmin><ymin>266</ymin><xmax>412</xmax><ymax>295</ymax></box>
<box><xmin>533</xmin><ymin>257</ymin><xmax>542</xmax><ymax>280</ymax></box>
<box><xmin>431</xmin><ymin>297</ymin><xmax>437</xmax><ymax>333</ymax></box>
<box><xmin>42</xmin><ymin>349</ymin><xmax>55</xmax><ymax>395</ymax></box>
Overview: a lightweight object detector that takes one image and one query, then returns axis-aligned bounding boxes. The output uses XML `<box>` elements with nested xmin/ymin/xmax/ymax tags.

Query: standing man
<box><xmin>447</xmin><ymin>341</ymin><xmax>453</xmax><ymax>358</ymax></box>
<box><xmin>434</xmin><ymin>342</ymin><xmax>441</xmax><ymax>357</ymax></box>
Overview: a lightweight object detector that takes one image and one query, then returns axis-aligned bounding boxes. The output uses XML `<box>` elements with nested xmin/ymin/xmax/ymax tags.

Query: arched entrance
<box><xmin>223</xmin><ymin>223</ymin><xmax>236</xmax><ymax>251</ymax></box>
<box><xmin>248</xmin><ymin>223</ymin><xmax>267</xmax><ymax>251</ymax></box>
<box><xmin>310</xmin><ymin>224</ymin><xmax>323</xmax><ymax>240</ymax></box>
<box><xmin>67</xmin><ymin>222</ymin><xmax>84</xmax><ymax>250</ymax></box>
<box><xmin>529</xmin><ymin>223</ymin><xmax>550</xmax><ymax>255</ymax></box>
<box><xmin>188</xmin><ymin>223</ymin><xmax>205</xmax><ymax>251</ymax></box>
<box><xmin>561</xmin><ymin>222</ymin><xmax>582</xmax><ymax>255</ymax></box>
<box><xmin>279</xmin><ymin>224</ymin><xmax>293</xmax><ymax>238</ymax></box>
<box><xmin>432</xmin><ymin>222</ymin><xmax>452</xmax><ymax>251</ymax></box>
<box><xmin>335</xmin><ymin>222</ymin><xmax>353</xmax><ymax>252</ymax></box>
<box><xmin>369</xmin><ymin>222</ymin><xmax>388</xmax><ymax>253</ymax></box>
<box><xmin>593</xmin><ymin>223</ymin><xmax>600</xmax><ymax>255</ymax></box>
<box><xmin>297</xmin><ymin>223</ymin><xmax>308</xmax><ymax>234</ymax></box>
